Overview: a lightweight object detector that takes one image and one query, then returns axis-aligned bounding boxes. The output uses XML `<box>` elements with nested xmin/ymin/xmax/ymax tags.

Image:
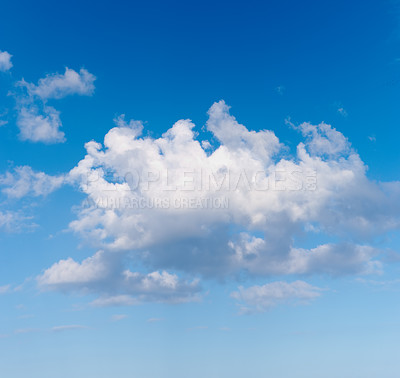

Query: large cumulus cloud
<box><xmin>36</xmin><ymin>100</ymin><xmax>400</xmax><ymax>305</ymax></box>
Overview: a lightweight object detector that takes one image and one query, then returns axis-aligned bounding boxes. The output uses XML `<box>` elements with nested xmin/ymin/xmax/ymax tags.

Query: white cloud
<box><xmin>113</xmin><ymin>114</ymin><xmax>144</xmax><ymax>137</ymax></box>
<box><xmin>0</xmin><ymin>285</ymin><xmax>11</xmax><ymax>294</ymax></box>
<box><xmin>0</xmin><ymin>166</ymin><xmax>65</xmax><ymax>198</ymax></box>
<box><xmin>0</xmin><ymin>109</ymin><xmax>9</xmax><ymax>127</ymax></box>
<box><xmin>111</xmin><ymin>314</ymin><xmax>128</xmax><ymax>321</ymax></box>
<box><xmin>52</xmin><ymin>325</ymin><xmax>88</xmax><ymax>332</ymax></box>
<box><xmin>0</xmin><ymin>51</ymin><xmax>12</xmax><ymax>72</ymax></box>
<box><xmin>38</xmin><ymin>250</ymin><xmax>110</xmax><ymax>288</ymax></box>
<box><xmin>16</xmin><ymin>105</ymin><xmax>65</xmax><ymax>143</ymax></box>
<box><xmin>0</xmin><ymin>166</ymin><xmax>63</xmax><ymax>235</ymax></box>
<box><xmin>14</xmin><ymin>67</ymin><xmax>95</xmax><ymax>143</ymax></box>
<box><xmin>91</xmin><ymin>295</ymin><xmax>139</xmax><ymax>307</ymax></box>
<box><xmin>23</xmin><ymin>68</ymin><xmax>95</xmax><ymax>100</ymax></box>
<box><xmin>231</xmin><ymin>280</ymin><xmax>323</xmax><ymax>313</ymax></box>
<box><xmin>206</xmin><ymin>101</ymin><xmax>281</xmax><ymax>163</ymax></box>
<box><xmin>63</xmin><ymin>101</ymin><xmax>399</xmax><ymax>282</ymax></box>
<box><xmin>36</xmin><ymin>100</ymin><xmax>400</xmax><ymax>306</ymax></box>
<box><xmin>229</xmin><ymin>237</ymin><xmax>382</xmax><ymax>276</ymax></box>
<box><xmin>355</xmin><ymin>277</ymin><xmax>400</xmax><ymax>289</ymax></box>
<box><xmin>201</xmin><ymin>140</ymin><xmax>212</xmax><ymax>150</ymax></box>
<box><xmin>147</xmin><ymin>317</ymin><xmax>163</xmax><ymax>323</ymax></box>
<box><xmin>337</xmin><ymin>107</ymin><xmax>348</xmax><ymax>117</ymax></box>
<box><xmin>294</xmin><ymin>120</ymin><xmax>349</xmax><ymax>157</ymax></box>
<box><xmin>38</xmin><ymin>250</ymin><xmax>201</xmax><ymax>305</ymax></box>
<box><xmin>0</xmin><ymin>210</ymin><xmax>35</xmax><ymax>233</ymax></box>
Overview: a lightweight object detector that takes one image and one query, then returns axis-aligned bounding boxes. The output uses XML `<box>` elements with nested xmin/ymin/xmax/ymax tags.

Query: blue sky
<box><xmin>1</xmin><ymin>0</ymin><xmax>400</xmax><ymax>377</ymax></box>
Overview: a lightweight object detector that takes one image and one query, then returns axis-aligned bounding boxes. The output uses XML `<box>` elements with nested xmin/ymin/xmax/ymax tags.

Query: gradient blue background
<box><xmin>1</xmin><ymin>1</ymin><xmax>400</xmax><ymax>377</ymax></box>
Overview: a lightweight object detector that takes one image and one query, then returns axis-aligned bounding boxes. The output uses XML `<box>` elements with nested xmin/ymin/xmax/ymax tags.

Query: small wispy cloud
<box><xmin>231</xmin><ymin>280</ymin><xmax>324</xmax><ymax>314</ymax></box>
<box><xmin>188</xmin><ymin>325</ymin><xmax>208</xmax><ymax>331</ymax></box>
<box><xmin>275</xmin><ymin>85</ymin><xmax>285</xmax><ymax>95</ymax></box>
<box><xmin>15</xmin><ymin>328</ymin><xmax>39</xmax><ymax>334</ymax></box>
<box><xmin>0</xmin><ymin>109</ymin><xmax>8</xmax><ymax>127</ymax></box>
<box><xmin>147</xmin><ymin>317</ymin><xmax>163</xmax><ymax>323</ymax></box>
<box><xmin>111</xmin><ymin>314</ymin><xmax>128</xmax><ymax>321</ymax></box>
<box><xmin>0</xmin><ymin>165</ymin><xmax>65</xmax><ymax>199</ymax></box>
<box><xmin>51</xmin><ymin>325</ymin><xmax>88</xmax><ymax>332</ymax></box>
<box><xmin>355</xmin><ymin>278</ymin><xmax>400</xmax><ymax>290</ymax></box>
<box><xmin>0</xmin><ymin>284</ymin><xmax>11</xmax><ymax>294</ymax></box>
<box><xmin>337</xmin><ymin>107</ymin><xmax>348</xmax><ymax>117</ymax></box>
<box><xmin>0</xmin><ymin>50</ymin><xmax>12</xmax><ymax>72</ymax></box>
<box><xmin>0</xmin><ymin>210</ymin><xmax>36</xmax><ymax>233</ymax></box>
